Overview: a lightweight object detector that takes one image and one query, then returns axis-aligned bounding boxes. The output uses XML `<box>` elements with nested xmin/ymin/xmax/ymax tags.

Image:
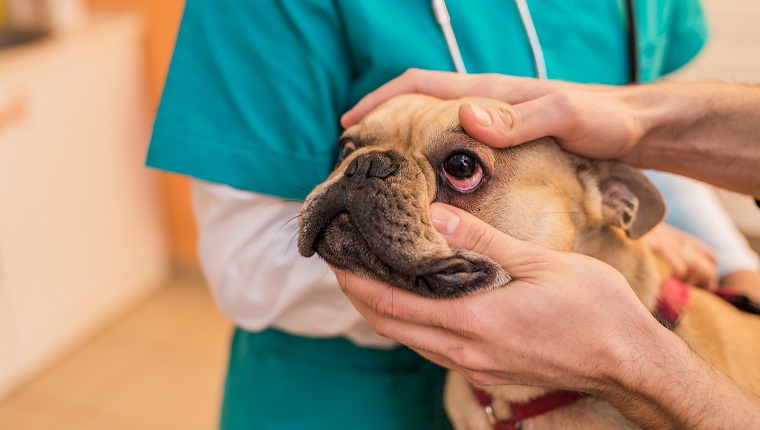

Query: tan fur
<box><xmin>298</xmin><ymin>94</ymin><xmax>760</xmax><ymax>429</ymax></box>
<box><xmin>676</xmin><ymin>289</ymin><xmax>760</xmax><ymax>394</ymax></box>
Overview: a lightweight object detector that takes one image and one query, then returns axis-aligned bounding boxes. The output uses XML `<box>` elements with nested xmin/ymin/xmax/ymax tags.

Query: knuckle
<box><xmin>369</xmin><ymin>290</ymin><xmax>395</xmax><ymax>318</ymax></box>
<box><xmin>404</xmin><ymin>67</ymin><xmax>422</xmax><ymax>78</ymax></box>
<box><xmin>494</xmin><ymin>106</ymin><xmax>518</xmax><ymax>131</ymax></box>
<box><xmin>449</xmin><ymin>345</ymin><xmax>489</xmax><ymax>374</ymax></box>
<box><xmin>375</xmin><ymin>321</ymin><xmax>408</xmax><ymax>343</ymax></box>
<box><xmin>458</xmin><ymin>368</ymin><xmax>479</xmax><ymax>383</ymax></box>
<box><xmin>371</xmin><ymin>321</ymin><xmax>392</xmax><ymax>338</ymax></box>
<box><xmin>548</xmin><ymin>89</ymin><xmax>581</xmax><ymax>121</ymax></box>
<box><xmin>461</xmin><ymin>369</ymin><xmax>498</xmax><ymax>387</ymax></box>
<box><xmin>465</xmin><ymin>224</ymin><xmax>497</xmax><ymax>256</ymax></box>
<box><xmin>672</xmin><ymin>262</ymin><xmax>687</xmax><ymax>278</ymax></box>
<box><xmin>473</xmin><ymin>73</ymin><xmax>501</xmax><ymax>97</ymax></box>
<box><xmin>338</xmin><ymin>282</ymin><xmax>348</xmax><ymax>294</ymax></box>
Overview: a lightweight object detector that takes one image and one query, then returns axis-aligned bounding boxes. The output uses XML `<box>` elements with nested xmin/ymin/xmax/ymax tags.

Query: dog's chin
<box><xmin>307</xmin><ymin>213</ymin><xmax>509</xmax><ymax>298</ymax></box>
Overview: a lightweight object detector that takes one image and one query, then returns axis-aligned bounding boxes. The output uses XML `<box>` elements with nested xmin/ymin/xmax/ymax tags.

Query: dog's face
<box><xmin>298</xmin><ymin>95</ymin><xmax>665</xmax><ymax>298</ymax></box>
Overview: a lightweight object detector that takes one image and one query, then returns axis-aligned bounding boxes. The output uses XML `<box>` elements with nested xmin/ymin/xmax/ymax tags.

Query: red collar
<box><xmin>470</xmin><ymin>277</ymin><xmax>690</xmax><ymax>430</ymax></box>
<box><xmin>471</xmin><ymin>387</ymin><xmax>584</xmax><ymax>430</ymax></box>
<box><xmin>653</xmin><ymin>277</ymin><xmax>691</xmax><ymax>329</ymax></box>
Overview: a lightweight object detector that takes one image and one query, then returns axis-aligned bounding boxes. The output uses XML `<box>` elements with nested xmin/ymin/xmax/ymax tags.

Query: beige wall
<box><xmin>86</xmin><ymin>0</ymin><xmax>197</xmax><ymax>268</ymax></box>
<box><xmin>676</xmin><ymin>0</ymin><xmax>760</xmax><ymax>83</ymax></box>
<box><xmin>0</xmin><ymin>12</ymin><xmax>171</xmax><ymax>398</ymax></box>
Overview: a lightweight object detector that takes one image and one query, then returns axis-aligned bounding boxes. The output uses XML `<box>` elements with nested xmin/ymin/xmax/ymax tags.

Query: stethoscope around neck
<box><xmin>432</xmin><ymin>0</ymin><xmax>639</xmax><ymax>83</ymax></box>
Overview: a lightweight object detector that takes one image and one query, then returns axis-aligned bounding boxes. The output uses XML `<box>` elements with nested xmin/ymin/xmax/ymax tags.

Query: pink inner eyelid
<box><xmin>443</xmin><ymin>165</ymin><xmax>483</xmax><ymax>191</ymax></box>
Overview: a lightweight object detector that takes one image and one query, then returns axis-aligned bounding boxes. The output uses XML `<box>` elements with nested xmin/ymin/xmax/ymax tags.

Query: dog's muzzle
<box><xmin>299</xmin><ymin>150</ymin><xmax>510</xmax><ymax>298</ymax></box>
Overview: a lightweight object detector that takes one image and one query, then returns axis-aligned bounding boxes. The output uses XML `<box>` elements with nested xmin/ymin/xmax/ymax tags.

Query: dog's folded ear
<box><xmin>593</xmin><ymin>162</ymin><xmax>666</xmax><ymax>239</ymax></box>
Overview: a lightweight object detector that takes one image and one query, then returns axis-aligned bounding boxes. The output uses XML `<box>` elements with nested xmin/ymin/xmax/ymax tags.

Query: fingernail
<box><xmin>469</xmin><ymin>103</ymin><xmax>492</xmax><ymax>127</ymax></box>
<box><xmin>431</xmin><ymin>205</ymin><xmax>460</xmax><ymax>235</ymax></box>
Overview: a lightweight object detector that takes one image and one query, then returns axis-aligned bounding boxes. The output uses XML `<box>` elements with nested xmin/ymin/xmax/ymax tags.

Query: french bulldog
<box><xmin>298</xmin><ymin>94</ymin><xmax>760</xmax><ymax>429</ymax></box>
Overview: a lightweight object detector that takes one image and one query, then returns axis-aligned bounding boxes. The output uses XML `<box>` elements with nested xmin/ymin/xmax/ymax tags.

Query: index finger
<box><xmin>336</xmin><ymin>269</ymin><xmax>469</xmax><ymax>330</ymax></box>
<box><xmin>340</xmin><ymin>69</ymin><xmax>482</xmax><ymax>128</ymax></box>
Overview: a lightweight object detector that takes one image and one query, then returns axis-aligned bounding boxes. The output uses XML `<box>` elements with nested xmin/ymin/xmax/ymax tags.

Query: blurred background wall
<box><xmin>85</xmin><ymin>0</ymin><xmax>194</xmax><ymax>268</ymax></box>
<box><xmin>0</xmin><ymin>0</ymin><xmax>187</xmax><ymax>399</ymax></box>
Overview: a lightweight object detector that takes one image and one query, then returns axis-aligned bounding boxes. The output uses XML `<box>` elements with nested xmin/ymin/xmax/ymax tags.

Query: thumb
<box><xmin>430</xmin><ymin>203</ymin><xmax>548</xmax><ymax>277</ymax></box>
<box><xmin>459</xmin><ymin>98</ymin><xmax>566</xmax><ymax>148</ymax></box>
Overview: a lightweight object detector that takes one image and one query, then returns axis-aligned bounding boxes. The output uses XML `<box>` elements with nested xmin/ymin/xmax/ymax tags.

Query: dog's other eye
<box><xmin>442</xmin><ymin>153</ymin><xmax>483</xmax><ymax>192</ymax></box>
<box><xmin>337</xmin><ymin>140</ymin><xmax>356</xmax><ymax>164</ymax></box>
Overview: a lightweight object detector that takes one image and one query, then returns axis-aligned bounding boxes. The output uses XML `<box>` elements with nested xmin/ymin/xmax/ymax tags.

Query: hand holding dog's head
<box><xmin>299</xmin><ymin>95</ymin><xmax>665</xmax><ymax>298</ymax></box>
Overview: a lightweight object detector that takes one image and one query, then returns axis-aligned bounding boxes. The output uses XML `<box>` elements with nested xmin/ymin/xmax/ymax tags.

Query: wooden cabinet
<box><xmin>0</xmin><ymin>12</ymin><xmax>170</xmax><ymax>398</ymax></box>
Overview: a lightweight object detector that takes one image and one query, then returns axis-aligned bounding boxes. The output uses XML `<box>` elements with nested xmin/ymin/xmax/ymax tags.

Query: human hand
<box><xmin>341</xmin><ymin>69</ymin><xmax>646</xmax><ymax>164</ymax></box>
<box><xmin>642</xmin><ymin>223</ymin><xmax>718</xmax><ymax>291</ymax></box>
<box><xmin>334</xmin><ymin>202</ymin><xmax>662</xmax><ymax>392</ymax></box>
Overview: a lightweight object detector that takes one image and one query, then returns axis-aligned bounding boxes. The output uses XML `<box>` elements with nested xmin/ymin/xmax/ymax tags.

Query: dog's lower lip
<box><xmin>413</xmin><ymin>258</ymin><xmax>488</xmax><ymax>297</ymax></box>
<box><xmin>418</xmin><ymin>269</ymin><xmax>486</xmax><ymax>298</ymax></box>
<box><xmin>305</xmin><ymin>211</ymin><xmax>351</xmax><ymax>253</ymax></box>
<box><xmin>419</xmin><ymin>258</ymin><xmax>479</xmax><ymax>277</ymax></box>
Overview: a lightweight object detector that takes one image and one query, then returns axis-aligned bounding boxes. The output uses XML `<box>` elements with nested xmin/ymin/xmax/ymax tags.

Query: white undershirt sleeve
<box><xmin>190</xmin><ymin>179</ymin><xmax>397</xmax><ymax>349</ymax></box>
<box><xmin>645</xmin><ymin>171</ymin><xmax>760</xmax><ymax>277</ymax></box>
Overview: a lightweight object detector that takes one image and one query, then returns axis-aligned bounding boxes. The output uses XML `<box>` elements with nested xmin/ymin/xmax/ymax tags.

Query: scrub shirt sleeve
<box><xmin>662</xmin><ymin>0</ymin><xmax>709</xmax><ymax>74</ymax></box>
<box><xmin>147</xmin><ymin>0</ymin><xmax>352</xmax><ymax>200</ymax></box>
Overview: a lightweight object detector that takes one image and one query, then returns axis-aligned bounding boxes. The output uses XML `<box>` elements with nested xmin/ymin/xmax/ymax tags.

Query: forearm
<box><xmin>634</xmin><ymin>82</ymin><xmax>760</xmax><ymax>197</ymax></box>
<box><xmin>594</xmin><ymin>316</ymin><xmax>760</xmax><ymax>429</ymax></box>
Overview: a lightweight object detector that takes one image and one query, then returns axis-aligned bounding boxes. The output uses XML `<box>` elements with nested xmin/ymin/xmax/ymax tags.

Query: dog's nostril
<box><xmin>345</xmin><ymin>159</ymin><xmax>358</xmax><ymax>176</ymax></box>
<box><xmin>368</xmin><ymin>158</ymin><xmax>397</xmax><ymax>178</ymax></box>
<box><xmin>345</xmin><ymin>153</ymin><xmax>398</xmax><ymax>179</ymax></box>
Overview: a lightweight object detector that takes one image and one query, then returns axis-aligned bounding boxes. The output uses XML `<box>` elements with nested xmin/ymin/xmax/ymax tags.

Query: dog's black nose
<box><xmin>345</xmin><ymin>151</ymin><xmax>398</xmax><ymax>179</ymax></box>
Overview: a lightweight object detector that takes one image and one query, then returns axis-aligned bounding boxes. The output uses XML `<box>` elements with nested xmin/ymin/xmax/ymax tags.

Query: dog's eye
<box><xmin>337</xmin><ymin>141</ymin><xmax>356</xmax><ymax>164</ymax></box>
<box><xmin>445</xmin><ymin>154</ymin><xmax>477</xmax><ymax>178</ymax></box>
<box><xmin>442</xmin><ymin>153</ymin><xmax>483</xmax><ymax>192</ymax></box>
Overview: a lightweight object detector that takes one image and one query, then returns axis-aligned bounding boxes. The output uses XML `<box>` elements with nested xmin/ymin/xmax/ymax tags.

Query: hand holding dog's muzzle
<box><xmin>336</xmin><ymin>202</ymin><xmax>666</xmax><ymax>394</ymax></box>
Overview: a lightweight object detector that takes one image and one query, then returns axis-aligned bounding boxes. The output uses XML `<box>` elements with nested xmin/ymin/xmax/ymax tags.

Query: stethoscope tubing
<box><xmin>513</xmin><ymin>0</ymin><xmax>547</xmax><ymax>79</ymax></box>
<box><xmin>432</xmin><ymin>0</ymin><xmax>638</xmax><ymax>83</ymax></box>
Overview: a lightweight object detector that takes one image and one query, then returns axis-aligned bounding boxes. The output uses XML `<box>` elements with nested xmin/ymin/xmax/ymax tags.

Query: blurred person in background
<box><xmin>146</xmin><ymin>1</ymin><xmax>759</xmax><ymax>428</ymax></box>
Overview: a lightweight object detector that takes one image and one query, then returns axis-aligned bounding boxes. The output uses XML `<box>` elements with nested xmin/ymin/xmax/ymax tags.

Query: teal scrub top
<box><xmin>147</xmin><ymin>0</ymin><xmax>707</xmax><ymax>201</ymax></box>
